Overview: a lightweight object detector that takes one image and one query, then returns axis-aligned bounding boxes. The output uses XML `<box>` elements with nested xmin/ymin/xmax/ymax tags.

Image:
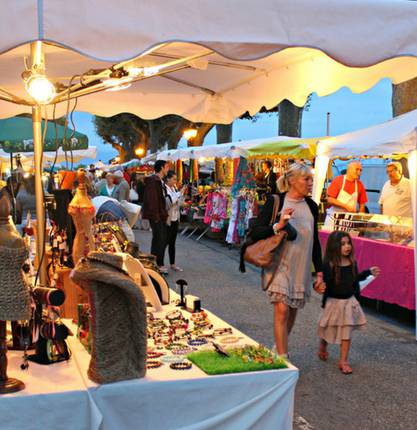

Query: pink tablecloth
<box><xmin>319</xmin><ymin>231</ymin><xmax>415</xmax><ymax>310</ymax></box>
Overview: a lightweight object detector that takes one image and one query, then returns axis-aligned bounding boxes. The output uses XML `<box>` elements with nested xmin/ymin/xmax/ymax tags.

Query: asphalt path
<box><xmin>135</xmin><ymin>229</ymin><xmax>416</xmax><ymax>430</ymax></box>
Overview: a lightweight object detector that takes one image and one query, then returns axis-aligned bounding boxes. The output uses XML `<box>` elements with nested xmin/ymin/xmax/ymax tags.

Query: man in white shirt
<box><xmin>379</xmin><ymin>162</ymin><xmax>412</xmax><ymax>217</ymax></box>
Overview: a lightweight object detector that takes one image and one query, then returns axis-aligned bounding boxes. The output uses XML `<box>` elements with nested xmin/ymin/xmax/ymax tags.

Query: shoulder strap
<box><xmin>269</xmin><ymin>194</ymin><xmax>280</xmax><ymax>225</ymax></box>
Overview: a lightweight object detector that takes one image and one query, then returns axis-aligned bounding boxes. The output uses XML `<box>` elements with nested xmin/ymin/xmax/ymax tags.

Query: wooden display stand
<box><xmin>56</xmin><ymin>268</ymin><xmax>88</xmax><ymax>320</ymax></box>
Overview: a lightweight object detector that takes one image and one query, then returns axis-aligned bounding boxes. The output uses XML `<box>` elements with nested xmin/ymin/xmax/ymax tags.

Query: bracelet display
<box><xmin>171</xmin><ymin>346</ymin><xmax>196</xmax><ymax>356</ymax></box>
<box><xmin>161</xmin><ymin>355</ymin><xmax>187</xmax><ymax>364</ymax></box>
<box><xmin>187</xmin><ymin>338</ymin><xmax>208</xmax><ymax>346</ymax></box>
<box><xmin>213</xmin><ymin>328</ymin><xmax>233</xmax><ymax>336</ymax></box>
<box><xmin>219</xmin><ymin>336</ymin><xmax>240</xmax><ymax>344</ymax></box>
<box><xmin>170</xmin><ymin>362</ymin><xmax>192</xmax><ymax>370</ymax></box>
<box><xmin>147</xmin><ymin>360</ymin><xmax>163</xmax><ymax>369</ymax></box>
<box><xmin>147</xmin><ymin>351</ymin><xmax>165</xmax><ymax>359</ymax></box>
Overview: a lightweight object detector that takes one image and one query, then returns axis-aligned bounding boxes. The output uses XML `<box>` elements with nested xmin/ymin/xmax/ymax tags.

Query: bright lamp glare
<box><xmin>183</xmin><ymin>129</ymin><xmax>198</xmax><ymax>140</ymax></box>
<box><xmin>143</xmin><ymin>66</ymin><xmax>160</xmax><ymax>77</ymax></box>
<box><xmin>135</xmin><ymin>147</ymin><xmax>145</xmax><ymax>156</ymax></box>
<box><xmin>127</xmin><ymin>67</ymin><xmax>143</xmax><ymax>78</ymax></box>
<box><xmin>104</xmin><ymin>77</ymin><xmax>132</xmax><ymax>92</ymax></box>
<box><xmin>25</xmin><ymin>75</ymin><xmax>56</xmax><ymax>104</ymax></box>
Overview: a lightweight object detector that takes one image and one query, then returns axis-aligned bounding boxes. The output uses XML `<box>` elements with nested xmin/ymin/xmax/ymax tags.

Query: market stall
<box><xmin>2</xmin><ymin>307</ymin><xmax>298</xmax><ymax>430</ymax></box>
<box><xmin>312</xmin><ymin>108</ymin><xmax>417</xmax><ymax>335</ymax></box>
<box><xmin>0</xmin><ymin>1</ymin><xmax>417</xmax><ymax>426</ymax></box>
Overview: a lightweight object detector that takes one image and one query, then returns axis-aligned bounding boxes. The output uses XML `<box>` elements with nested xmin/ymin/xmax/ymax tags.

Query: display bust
<box><xmin>68</xmin><ymin>169</ymin><xmax>95</xmax><ymax>265</ymax></box>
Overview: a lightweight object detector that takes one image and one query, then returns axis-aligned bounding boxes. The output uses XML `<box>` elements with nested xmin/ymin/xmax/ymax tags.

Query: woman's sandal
<box><xmin>338</xmin><ymin>362</ymin><xmax>353</xmax><ymax>375</ymax></box>
<box><xmin>317</xmin><ymin>351</ymin><xmax>329</xmax><ymax>361</ymax></box>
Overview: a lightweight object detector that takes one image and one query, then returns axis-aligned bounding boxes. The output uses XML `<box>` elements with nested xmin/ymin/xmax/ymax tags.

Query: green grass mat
<box><xmin>187</xmin><ymin>349</ymin><xmax>288</xmax><ymax>375</ymax></box>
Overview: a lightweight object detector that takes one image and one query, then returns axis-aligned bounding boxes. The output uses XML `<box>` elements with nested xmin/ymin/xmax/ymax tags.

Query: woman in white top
<box><xmin>165</xmin><ymin>170</ymin><xmax>186</xmax><ymax>272</ymax></box>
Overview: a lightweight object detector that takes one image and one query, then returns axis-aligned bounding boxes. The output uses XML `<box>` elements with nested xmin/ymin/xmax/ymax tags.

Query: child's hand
<box><xmin>370</xmin><ymin>266</ymin><xmax>381</xmax><ymax>277</ymax></box>
<box><xmin>314</xmin><ymin>280</ymin><xmax>326</xmax><ymax>295</ymax></box>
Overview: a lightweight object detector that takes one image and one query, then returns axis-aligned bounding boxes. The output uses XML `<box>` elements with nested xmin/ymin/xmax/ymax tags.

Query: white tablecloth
<box><xmin>1</xmin><ymin>349</ymin><xmax>99</xmax><ymax>430</ymax></box>
<box><xmin>1</xmin><ymin>305</ymin><xmax>298</xmax><ymax>430</ymax></box>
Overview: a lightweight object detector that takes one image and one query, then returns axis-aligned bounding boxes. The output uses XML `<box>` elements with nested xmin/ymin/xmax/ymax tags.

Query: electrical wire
<box><xmin>34</xmin><ymin>105</ymin><xmax>49</xmax><ymax>287</ymax></box>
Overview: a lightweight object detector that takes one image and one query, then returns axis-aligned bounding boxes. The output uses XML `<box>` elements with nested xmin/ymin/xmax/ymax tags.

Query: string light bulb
<box><xmin>25</xmin><ymin>73</ymin><xmax>56</xmax><ymax>104</ymax></box>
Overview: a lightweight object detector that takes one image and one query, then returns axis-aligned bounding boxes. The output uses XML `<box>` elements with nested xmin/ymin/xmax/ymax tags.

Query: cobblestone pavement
<box><xmin>136</xmin><ymin>229</ymin><xmax>416</xmax><ymax>430</ymax></box>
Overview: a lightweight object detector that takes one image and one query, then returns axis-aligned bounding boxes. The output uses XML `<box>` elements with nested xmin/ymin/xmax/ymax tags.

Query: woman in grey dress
<box><xmin>251</xmin><ymin>164</ymin><xmax>324</xmax><ymax>357</ymax></box>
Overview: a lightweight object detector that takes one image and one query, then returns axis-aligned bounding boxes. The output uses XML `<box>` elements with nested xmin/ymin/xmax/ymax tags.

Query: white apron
<box><xmin>324</xmin><ymin>176</ymin><xmax>358</xmax><ymax>228</ymax></box>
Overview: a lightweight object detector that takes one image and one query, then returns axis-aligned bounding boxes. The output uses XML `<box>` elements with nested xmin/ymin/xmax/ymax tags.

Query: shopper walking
<box><xmin>165</xmin><ymin>170</ymin><xmax>185</xmax><ymax>272</ymax></box>
<box><xmin>142</xmin><ymin>160</ymin><xmax>170</xmax><ymax>273</ymax></box>
<box><xmin>15</xmin><ymin>173</ymin><xmax>36</xmax><ymax>232</ymax></box>
<box><xmin>317</xmin><ymin>231</ymin><xmax>380</xmax><ymax>374</ymax></box>
<box><xmin>251</xmin><ymin>163</ymin><xmax>323</xmax><ymax>358</ymax></box>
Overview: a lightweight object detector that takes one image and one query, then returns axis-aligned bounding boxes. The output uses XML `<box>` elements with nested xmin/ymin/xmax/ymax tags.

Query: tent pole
<box><xmin>32</xmin><ymin>105</ymin><xmax>47</xmax><ymax>285</ymax></box>
<box><xmin>407</xmin><ymin>149</ymin><xmax>417</xmax><ymax>340</ymax></box>
<box><xmin>30</xmin><ymin>41</ymin><xmax>47</xmax><ymax>285</ymax></box>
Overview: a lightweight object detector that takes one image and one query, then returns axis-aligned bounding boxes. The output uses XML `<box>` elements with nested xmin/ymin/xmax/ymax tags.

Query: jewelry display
<box><xmin>213</xmin><ymin>328</ymin><xmax>233</xmax><ymax>336</ymax></box>
<box><xmin>169</xmin><ymin>362</ymin><xmax>192</xmax><ymax>371</ymax></box>
<box><xmin>187</xmin><ymin>338</ymin><xmax>208</xmax><ymax>347</ymax></box>
<box><xmin>171</xmin><ymin>347</ymin><xmax>196</xmax><ymax>356</ymax></box>
<box><xmin>161</xmin><ymin>355</ymin><xmax>187</xmax><ymax>364</ymax></box>
<box><xmin>147</xmin><ymin>351</ymin><xmax>165</xmax><ymax>359</ymax></box>
<box><xmin>219</xmin><ymin>336</ymin><xmax>241</xmax><ymax>345</ymax></box>
<box><xmin>147</xmin><ymin>360</ymin><xmax>163</xmax><ymax>369</ymax></box>
<box><xmin>165</xmin><ymin>342</ymin><xmax>187</xmax><ymax>351</ymax></box>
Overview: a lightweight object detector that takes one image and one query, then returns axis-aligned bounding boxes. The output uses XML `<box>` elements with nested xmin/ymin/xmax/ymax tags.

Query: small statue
<box><xmin>68</xmin><ymin>169</ymin><xmax>95</xmax><ymax>265</ymax></box>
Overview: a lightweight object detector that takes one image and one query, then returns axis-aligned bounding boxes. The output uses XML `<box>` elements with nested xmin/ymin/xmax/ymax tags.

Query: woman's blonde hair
<box><xmin>276</xmin><ymin>163</ymin><xmax>311</xmax><ymax>193</ymax></box>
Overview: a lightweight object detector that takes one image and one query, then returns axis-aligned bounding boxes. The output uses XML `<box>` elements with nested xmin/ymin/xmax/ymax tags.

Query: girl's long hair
<box><xmin>324</xmin><ymin>231</ymin><xmax>356</xmax><ymax>284</ymax></box>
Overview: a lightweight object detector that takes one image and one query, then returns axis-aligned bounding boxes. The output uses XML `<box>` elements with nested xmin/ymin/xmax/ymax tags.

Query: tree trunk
<box><xmin>216</xmin><ymin>123</ymin><xmax>233</xmax><ymax>144</ymax></box>
<box><xmin>278</xmin><ymin>100</ymin><xmax>303</xmax><ymax>137</ymax></box>
<box><xmin>189</xmin><ymin>123</ymin><xmax>214</xmax><ymax>147</ymax></box>
<box><xmin>147</xmin><ymin>120</ymin><xmax>164</xmax><ymax>153</ymax></box>
<box><xmin>392</xmin><ymin>77</ymin><xmax>417</xmax><ymax>178</ymax></box>
<box><xmin>167</xmin><ymin>119</ymin><xmax>191</xmax><ymax>149</ymax></box>
<box><xmin>392</xmin><ymin>77</ymin><xmax>417</xmax><ymax>117</ymax></box>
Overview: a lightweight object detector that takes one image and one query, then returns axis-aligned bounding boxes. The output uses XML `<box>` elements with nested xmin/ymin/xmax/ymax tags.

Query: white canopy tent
<box><xmin>0</xmin><ymin>1</ymin><xmax>417</xmax><ymax>122</ymax></box>
<box><xmin>312</xmin><ymin>109</ymin><xmax>417</xmax><ymax>338</ymax></box>
<box><xmin>157</xmin><ymin>136</ymin><xmax>317</xmax><ymax>161</ymax></box>
<box><xmin>0</xmin><ymin>0</ymin><xmax>417</xmax><ymax>285</ymax></box>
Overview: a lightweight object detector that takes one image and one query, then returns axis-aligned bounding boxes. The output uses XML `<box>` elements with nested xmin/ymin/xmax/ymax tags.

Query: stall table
<box><xmin>319</xmin><ymin>230</ymin><xmax>415</xmax><ymax>310</ymax></box>
<box><xmin>1</xmin><ymin>305</ymin><xmax>298</xmax><ymax>430</ymax></box>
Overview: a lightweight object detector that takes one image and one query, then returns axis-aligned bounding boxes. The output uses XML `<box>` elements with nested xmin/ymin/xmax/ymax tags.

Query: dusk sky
<box><xmin>73</xmin><ymin>78</ymin><xmax>393</xmax><ymax>164</ymax></box>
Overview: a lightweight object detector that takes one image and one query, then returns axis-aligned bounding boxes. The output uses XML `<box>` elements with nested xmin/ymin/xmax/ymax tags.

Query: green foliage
<box><xmin>187</xmin><ymin>348</ymin><xmax>287</xmax><ymax>375</ymax></box>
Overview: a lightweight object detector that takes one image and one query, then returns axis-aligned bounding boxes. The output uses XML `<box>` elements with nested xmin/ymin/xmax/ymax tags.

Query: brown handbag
<box><xmin>242</xmin><ymin>195</ymin><xmax>287</xmax><ymax>290</ymax></box>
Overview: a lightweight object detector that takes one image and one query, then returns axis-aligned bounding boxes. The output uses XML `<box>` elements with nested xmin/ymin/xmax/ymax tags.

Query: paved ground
<box><xmin>135</xmin><ymin>228</ymin><xmax>416</xmax><ymax>430</ymax></box>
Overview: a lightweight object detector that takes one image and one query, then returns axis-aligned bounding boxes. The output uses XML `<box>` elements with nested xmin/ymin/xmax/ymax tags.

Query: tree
<box><xmin>278</xmin><ymin>100</ymin><xmax>303</xmax><ymax>137</ymax></box>
<box><xmin>391</xmin><ymin>77</ymin><xmax>417</xmax><ymax>176</ymax></box>
<box><xmin>94</xmin><ymin>113</ymin><xmax>214</xmax><ymax>161</ymax></box>
<box><xmin>216</xmin><ymin>123</ymin><xmax>233</xmax><ymax>144</ymax></box>
<box><xmin>94</xmin><ymin>114</ymin><xmax>149</xmax><ymax>162</ymax></box>
<box><xmin>392</xmin><ymin>77</ymin><xmax>417</xmax><ymax>117</ymax></box>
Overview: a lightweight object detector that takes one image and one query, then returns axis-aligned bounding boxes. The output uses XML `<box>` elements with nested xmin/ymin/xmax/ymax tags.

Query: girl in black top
<box><xmin>317</xmin><ymin>231</ymin><xmax>380</xmax><ymax>374</ymax></box>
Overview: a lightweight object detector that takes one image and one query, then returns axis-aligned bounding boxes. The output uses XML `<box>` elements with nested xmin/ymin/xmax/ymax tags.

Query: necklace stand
<box><xmin>0</xmin><ymin>195</ymin><xmax>25</xmax><ymax>393</ymax></box>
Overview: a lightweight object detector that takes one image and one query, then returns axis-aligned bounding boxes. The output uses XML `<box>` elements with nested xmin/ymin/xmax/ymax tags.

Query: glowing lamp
<box><xmin>25</xmin><ymin>73</ymin><xmax>56</xmax><ymax>104</ymax></box>
<box><xmin>183</xmin><ymin>129</ymin><xmax>198</xmax><ymax>140</ymax></box>
<box><xmin>135</xmin><ymin>147</ymin><xmax>145</xmax><ymax>157</ymax></box>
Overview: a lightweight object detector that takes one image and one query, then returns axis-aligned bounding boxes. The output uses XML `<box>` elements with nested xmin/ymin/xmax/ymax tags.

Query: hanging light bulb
<box><xmin>25</xmin><ymin>73</ymin><xmax>56</xmax><ymax>104</ymax></box>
